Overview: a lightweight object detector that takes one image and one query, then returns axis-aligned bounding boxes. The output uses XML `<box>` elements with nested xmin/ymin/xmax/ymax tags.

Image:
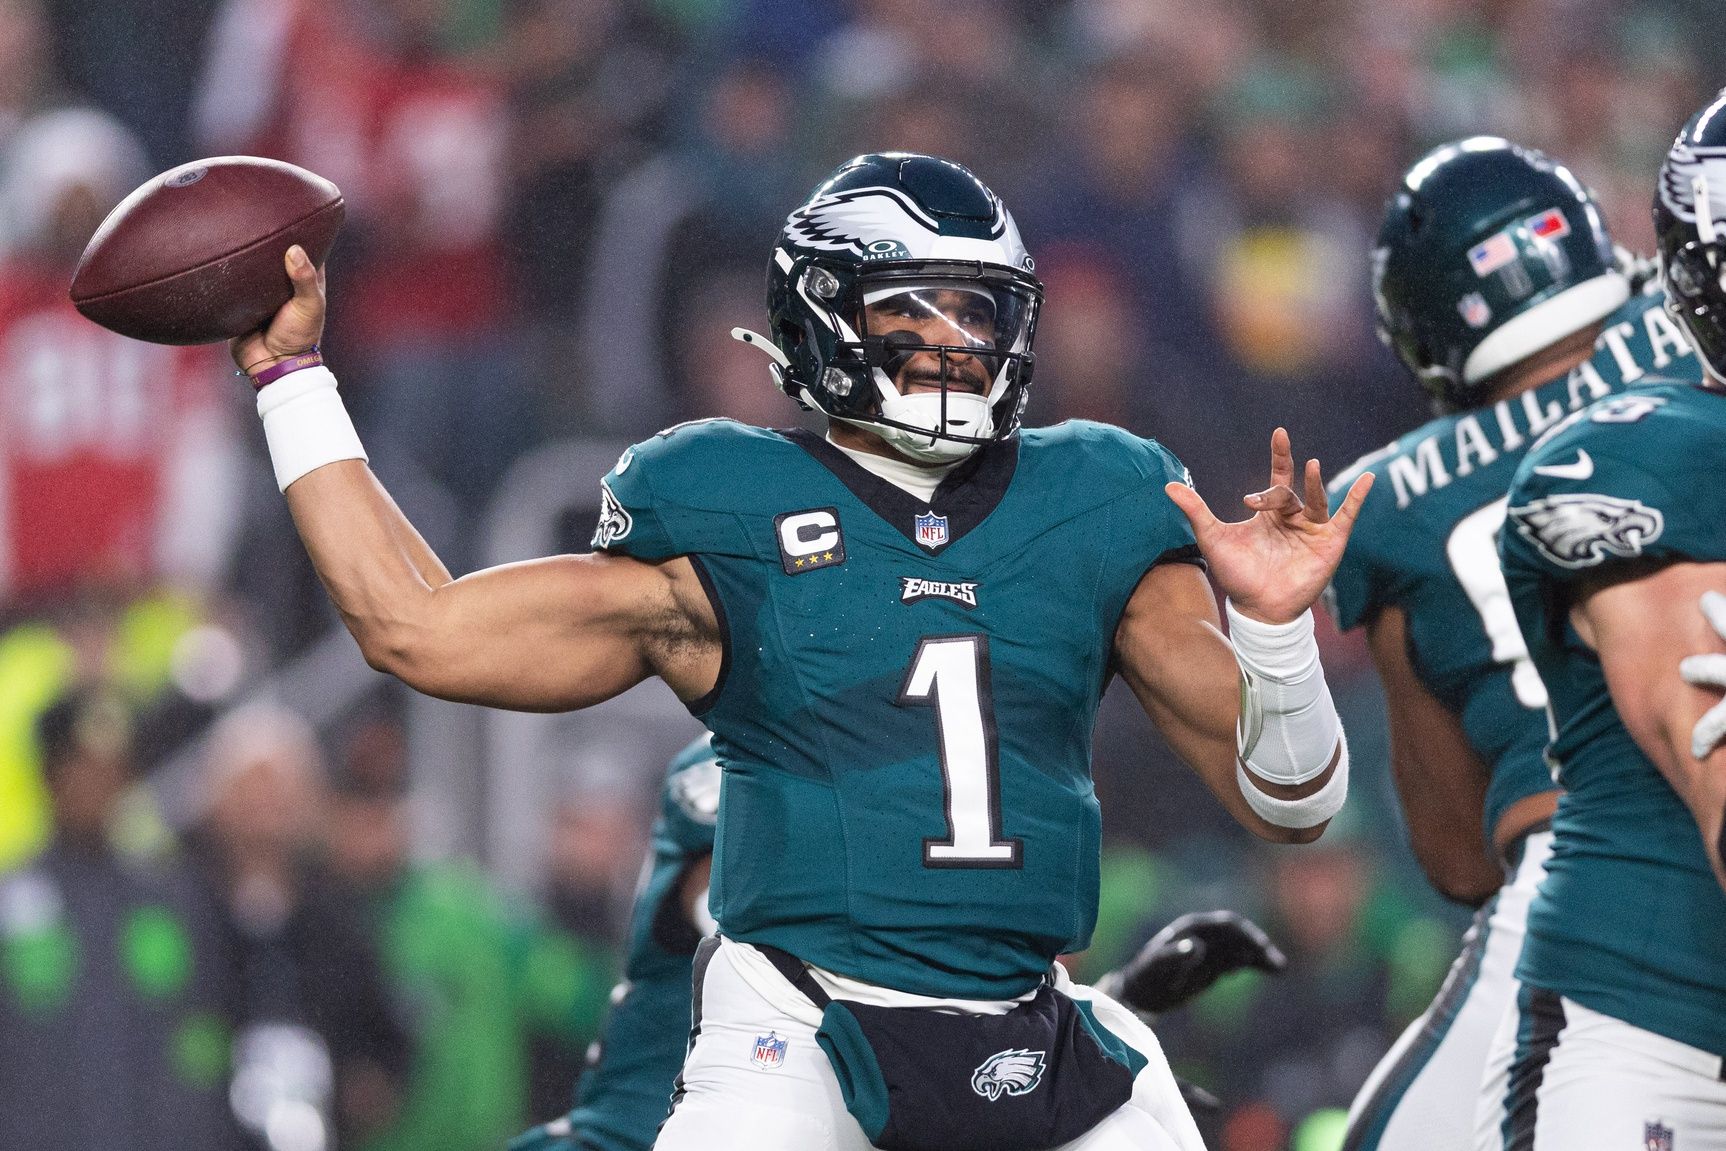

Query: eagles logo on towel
<box><xmin>970</xmin><ymin>1048</ymin><xmax>1046</xmax><ymax>1101</ymax></box>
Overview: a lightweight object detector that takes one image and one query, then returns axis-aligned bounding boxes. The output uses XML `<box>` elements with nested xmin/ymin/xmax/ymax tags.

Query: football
<box><xmin>69</xmin><ymin>156</ymin><xmax>344</xmax><ymax>345</ymax></box>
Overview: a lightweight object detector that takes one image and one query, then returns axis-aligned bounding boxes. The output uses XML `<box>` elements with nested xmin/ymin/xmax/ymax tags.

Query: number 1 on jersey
<box><xmin>898</xmin><ymin>636</ymin><xmax>1023</xmax><ymax>868</ymax></box>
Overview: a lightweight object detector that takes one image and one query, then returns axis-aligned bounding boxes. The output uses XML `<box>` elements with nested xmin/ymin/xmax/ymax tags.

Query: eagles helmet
<box><xmin>1374</xmin><ymin>137</ymin><xmax>1628</xmax><ymax>412</ymax></box>
<box><xmin>736</xmin><ymin>153</ymin><xmax>1042</xmax><ymax>463</ymax></box>
<box><xmin>1655</xmin><ymin>88</ymin><xmax>1726</xmax><ymax>385</ymax></box>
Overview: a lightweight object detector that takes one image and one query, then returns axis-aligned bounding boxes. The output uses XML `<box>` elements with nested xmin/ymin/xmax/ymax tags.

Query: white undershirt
<box><xmin>827</xmin><ymin>435</ymin><xmax>960</xmax><ymax>502</ymax></box>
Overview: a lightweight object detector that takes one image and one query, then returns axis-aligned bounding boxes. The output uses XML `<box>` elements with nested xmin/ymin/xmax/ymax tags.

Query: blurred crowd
<box><xmin>0</xmin><ymin>1</ymin><xmax>1717</xmax><ymax>1149</ymax></box>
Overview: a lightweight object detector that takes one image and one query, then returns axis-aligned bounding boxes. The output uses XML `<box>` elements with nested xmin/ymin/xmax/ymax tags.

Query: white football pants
<box><xmin>1342</xmin><ymin>831</ymin><xmax>1553</xmax><ymax>1151</ymax></box>
<box><xmin>1473</xmin><ymin>991</ymin><xmax>1726</xmax><ymax>1150</ymax></box>
<box><xmin>653</xmin><ymin>937</ymin><xmax>1205</xmax><ymax>1151</ymax></box>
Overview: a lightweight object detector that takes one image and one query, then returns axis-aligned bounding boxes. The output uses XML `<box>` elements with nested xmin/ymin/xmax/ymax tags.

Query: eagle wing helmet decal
<box><xmin>1658</xmin><ymin>141</ymin><xmax>1726</xmax><ymax>224</ymax></box>
<box><xmin>1510</xmin><ymin>493</ymin><xmax>1665</xmax><ymax>569</ymax></box>
<box><xmin>784</xmin><ymin>185</ymin><xmax>1005</xmax><ymax>259</ymax></box>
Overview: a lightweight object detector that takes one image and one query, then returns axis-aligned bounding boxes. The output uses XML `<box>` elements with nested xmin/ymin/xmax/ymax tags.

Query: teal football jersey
<box><xmin>564</xmin><ymin>738</ymin><xmax>718</xmax><ymax>1151</ymax></box>
<box><xmin>1501</xmin><ymin>381</ymin><xmax>1726</xmax><ymax>1056</ymax></box>
<box><xmin>1326</xmin><ymin>288</ymin><xmax>1698</xmax><ymax>844</ymax></box>
<box><xmin>595</xmin><ymin>419</ymin><xmax>1197</xmax><ymax>998</ymax></box>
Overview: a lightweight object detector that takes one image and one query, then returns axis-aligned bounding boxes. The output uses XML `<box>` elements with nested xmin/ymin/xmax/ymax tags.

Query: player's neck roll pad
<box><xmin>756</xmin><ymin>944</ymin><xmax>1142</xmax><ymax>1151</ymax></box>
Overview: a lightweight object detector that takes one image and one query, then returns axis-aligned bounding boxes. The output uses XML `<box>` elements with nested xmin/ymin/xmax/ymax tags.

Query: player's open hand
<box><xmin>1164</xmin><ymin>428</ymin><xmax>1373</xmax><ymax>624</ymax></box>
<box><xmin>1679</xmin><ymin>590</ymin><xmax>1726</xmax><ymax>760</ymax></box>
<box><xmin>229</xmin><ymin>245</ymin><xmax>326</xmax><ymax>379</ymax></box>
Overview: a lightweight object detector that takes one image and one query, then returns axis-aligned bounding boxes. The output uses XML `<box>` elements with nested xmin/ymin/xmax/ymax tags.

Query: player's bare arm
<box><xmin>1573</xmin><ymin>560</ymin><xmax>1726</xmax><ymax>894</ymax></box>
<box><xmin>1364</xmin><ymin>605</ymin><xmax>1502</xmax><ymax>904</ymax></box>
<box><xmin>1115</xmin><ymin>428</ymin><xmax>1372</xmax><ymax>843</ymax></box>
<box><xmin>233</xmin><ymin>247</ymin><xmax>721</xmax><ymax>711</ymax></box>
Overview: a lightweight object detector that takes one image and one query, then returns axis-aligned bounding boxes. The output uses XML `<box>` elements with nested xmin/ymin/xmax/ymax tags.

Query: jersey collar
<box><xmin>783</xmin><ymin>428</ymin><xmax>1019</xmax><ymax>555</ymax></box>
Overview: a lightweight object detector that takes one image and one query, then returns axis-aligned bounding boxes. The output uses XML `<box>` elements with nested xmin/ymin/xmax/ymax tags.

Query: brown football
<box><xmin>70</xmin><ymin>156</ymin><xmax>344</xmax><ymax>345</ymax></box>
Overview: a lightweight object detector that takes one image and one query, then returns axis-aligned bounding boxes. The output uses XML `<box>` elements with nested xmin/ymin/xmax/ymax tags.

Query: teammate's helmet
<box><xmin>1655</xmin><ymin>89</ymin><xmax>1726</xmax><ymax>385</ymax></box>
<box><xmin>765</xmin><ymin>153</ymin><xmax>1042</xmax><ymax>463</ymax></box>
<box><xmin>1374</xmin><ymin>138</ymin><xmax>1627</xmax><ymax>412</ymax></box>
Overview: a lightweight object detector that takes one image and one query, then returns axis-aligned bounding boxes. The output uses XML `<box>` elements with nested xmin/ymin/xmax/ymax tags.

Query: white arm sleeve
<box><xmin>1227</xmin><ymin>601</ymin><xmax>1347</xmax><ymax>827</ymax></box>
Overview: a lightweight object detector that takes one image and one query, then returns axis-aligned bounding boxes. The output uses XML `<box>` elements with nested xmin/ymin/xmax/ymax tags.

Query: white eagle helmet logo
<box><xmin>1659</xmin><ymin>141</ymin><xmax>1726</xmax><ymax>226</ymax></box>
<box><xmin>1509</xmin><ymin>493</ymin><xmax>1665</xmax><ymax>569</ymax></box>
<box><xmin>783</xmin><ymin>185</ymin><xmax>1029</xmax><ymax>268</ymax></box>
<box><xmin>970</xmin><ymin>1048</ymin><xmax>1047</xmax><ymax>1101</ymax></box>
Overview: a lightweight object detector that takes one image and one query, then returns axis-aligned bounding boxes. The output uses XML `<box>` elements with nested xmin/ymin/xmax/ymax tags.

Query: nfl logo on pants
<box><xmin>1645</xmin><ymin>1122</ymin><xmax>1673</xmax><ymax>1151</ymax></box>
<box><xmin>751</xmin><ymin>1032</ymin><xmax>788</xmax><ymax>1071</ymax></box>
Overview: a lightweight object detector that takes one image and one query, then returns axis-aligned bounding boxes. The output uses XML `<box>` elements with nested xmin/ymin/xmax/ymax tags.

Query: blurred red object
<box><xmin>0</xmin><ymin>258</ymin><xmax>232</xmax><ymax>603</ymax></box>
<box><xmin>201</xmin><ymin>0</ymin><xmax>511</xmax><ymax>340</ymax></box>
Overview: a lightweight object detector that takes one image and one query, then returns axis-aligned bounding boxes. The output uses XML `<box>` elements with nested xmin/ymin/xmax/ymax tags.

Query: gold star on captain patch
<box><xmin>794</xmin><ymin>558</ymin><xmax>806</xmax><ymax>567</ymax></box>
<box><xmin>822</xmin><ymin>551</ymin><xmax>834</xmax><ymax>561</ymax></box>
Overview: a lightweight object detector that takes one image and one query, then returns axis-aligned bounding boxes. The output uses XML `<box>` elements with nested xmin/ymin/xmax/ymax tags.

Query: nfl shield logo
<box><xmin>1458</xmin><ymin>292</ymin><xmax>1492</xmax><ymax>328</ymax></box>
<box><xmin>751</xmin><ymin>1032</ymin><xmax>788</xmax><ymax>1071</ymax></box>
<box><xmin>1645</xmin><ymin>1121</ymin><xmax>1674</xmax><ymax>1151</ymax></box>
<box><xmin>914</xmin><ymin>511</ymin><xmax>949</xmax><ymax>550</ymax></box>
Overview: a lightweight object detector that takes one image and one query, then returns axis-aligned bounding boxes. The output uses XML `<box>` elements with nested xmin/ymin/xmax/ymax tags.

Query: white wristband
<box><xmin>255</xmin><ymin>366</ymin><xmax>367</xmax><ymax>492</ymax></box>
<box><xmin>1237</xmin><ymin>730</ymin><xmax>1348</xmax><ymax>829</ymax></box>
<box><xmin>1227</xmin><ymin>601</ymin><xmax>1340</xmax><ymax>787</ymax></box>
<box><xmin>1226</xmin><ymin>601</ymin><xmax>1319</xmax><ymax>680</ymax></box>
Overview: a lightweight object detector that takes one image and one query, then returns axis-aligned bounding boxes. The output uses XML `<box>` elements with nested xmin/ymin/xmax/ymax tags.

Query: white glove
<box><xmin>1678</xmin><ymin>590</ymin><xmax>1726</xmax><ymax>760</ymax></box>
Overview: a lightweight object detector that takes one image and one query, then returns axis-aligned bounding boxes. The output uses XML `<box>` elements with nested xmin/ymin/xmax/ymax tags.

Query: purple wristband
<box><xmin>250</xmin><ymin>347</ymin><xmax>323</xmax><ymax>390</ymax></box>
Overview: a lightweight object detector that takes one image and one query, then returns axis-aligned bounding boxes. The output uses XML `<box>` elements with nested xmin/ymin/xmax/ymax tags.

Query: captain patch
<box><xmin>776</xmin><ymin>508</ymin><xmax>846</xmax><ymax>575</ymax></box>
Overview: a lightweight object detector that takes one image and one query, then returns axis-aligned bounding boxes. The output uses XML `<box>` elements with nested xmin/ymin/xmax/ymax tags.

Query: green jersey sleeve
<box><xmin>592</xmin><ymin>443</ymin><xmax>677</xmax><ymax>559</ymax></box>
<box><xmin>1076</xmin><ymin>427</ymin><xmax>1203</xmax><ymax>631</ymax></box>
<box><xmin>1072</xmin><ymin>422</ymin><xmax>1201</xmax><ymax>576</ymax></box>
<box><xmin>1503</xmin><ymin>389</ymin><xmax>1720</xmax><ymax>585</ymax></box>
<box><xmin>590</xmin><ymin>419</ymin><xmax>765</xmax><ymax>561</ymax></box>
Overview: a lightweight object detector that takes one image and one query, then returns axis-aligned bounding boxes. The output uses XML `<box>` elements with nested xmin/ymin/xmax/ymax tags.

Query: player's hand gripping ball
<box><xmin>70</xmin><ymin>156</ymin><xmax>343</xmax><ymax>345</ymax></box>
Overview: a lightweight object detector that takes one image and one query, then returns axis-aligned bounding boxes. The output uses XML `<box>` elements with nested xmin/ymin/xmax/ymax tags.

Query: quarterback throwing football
<box><xmin>233</xmin><ymin>153</ymin><xmax>1370</xmax><ymax>1151</ymax></box>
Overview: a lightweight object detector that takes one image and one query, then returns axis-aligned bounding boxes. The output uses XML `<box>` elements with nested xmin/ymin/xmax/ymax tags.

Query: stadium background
<box><xmin>0</xmin><ymin>0</ymin><xmax>1717</xmax><ymax>1149</ymax></box>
